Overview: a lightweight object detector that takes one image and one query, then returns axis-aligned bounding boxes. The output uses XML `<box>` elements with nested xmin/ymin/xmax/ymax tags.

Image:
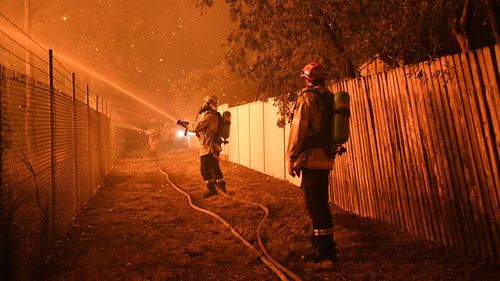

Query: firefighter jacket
<box><xmin>145</xmin><ymin>127</ymin><xmax>161</xmax><ymax>151</ymax></box>
<box><xmin>287</xmin><ymin>86</ymin><xmax>334</xmax><ymax>170</ymax></box>
<box><xmin>188</xmin><ymin>110</ymin><xmax>222</xmax><ymax>156</ymax></box>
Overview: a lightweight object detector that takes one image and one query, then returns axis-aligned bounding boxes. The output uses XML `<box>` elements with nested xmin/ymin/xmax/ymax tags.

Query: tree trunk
<box><xmin>324</xmin><ymin>20</ymin><xmax>356</xmax><ymax>78</ymax></box>
<box><xmin>484</xmin><ymin>0</ymin><xmax>500</xmax><ymax>45</ymax></box>
<box><xmin>254</xmin><ymin>82</ymin><xmax>262</xmax><ymax>101</ymax></box>
<box><xmin>451</xmin><ymin>0</ymin><xmax>472</xmax><ymax>51</ymax></box>
<box><xmin>313</xmin><ymin>3</ymin><xmax>356</xmax><ymax>78</ymax></box>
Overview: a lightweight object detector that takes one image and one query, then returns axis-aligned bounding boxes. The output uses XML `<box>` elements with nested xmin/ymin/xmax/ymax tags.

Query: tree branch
<box><xmin>485</xmin><ymin>0</ymin><xmax>500</xmax><ymax>44</ymax></box>
<box><xmin>451</xmin><ymin>0</ymin><xmax>473</xmax><ymax>51</ymax></box>
<box><xmin>313</xmin><ymin>2</ymin><xmax>356</xmax><ymax>78</ymax></box>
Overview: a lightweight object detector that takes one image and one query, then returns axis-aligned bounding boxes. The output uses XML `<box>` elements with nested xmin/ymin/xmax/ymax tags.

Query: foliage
<box><xmin>196</xmin><ymin>0</ymin><xmax>499</xmax><ymax>122</ymax></box>
<box><xmin>165</xmin><ymin>65</ymin><xmax>257</xmax><ymax>120</ymax></box>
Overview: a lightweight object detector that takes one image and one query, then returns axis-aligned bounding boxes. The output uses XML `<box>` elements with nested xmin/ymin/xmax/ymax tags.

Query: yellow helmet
<box><xmin>204</xmin><ymin>95</ymin><xmax>219</xmax><ymax>107</ymax></box>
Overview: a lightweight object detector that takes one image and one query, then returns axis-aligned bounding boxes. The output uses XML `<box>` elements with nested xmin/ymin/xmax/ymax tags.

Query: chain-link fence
<box><xmin>0</xmin><ymin>63</ymin><xmax>118</xmax><ymax>279</ymax></box>
<box><xmin>0</xmin><ymin>12</ymin><xmax>130</xmax><ymax>278</ymax></box>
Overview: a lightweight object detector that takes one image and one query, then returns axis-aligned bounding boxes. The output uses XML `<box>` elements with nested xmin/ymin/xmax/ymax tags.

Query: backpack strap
<box><xmin>205</xmin><ymin>110</ymin><xmax>223</xmax><ymax>144</ymax></box>
<box><xmin>299</xmin><ymin>89</ymin><xmax>335</xmax><ymax>157</ymax></box>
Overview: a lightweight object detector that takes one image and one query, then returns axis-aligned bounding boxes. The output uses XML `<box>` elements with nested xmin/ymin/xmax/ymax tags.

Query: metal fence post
<box><xmin>72</xmin><ymin>73</ymin><xmax>78</xmax><ymax>213</ymax></box>
<box><xmin>100</xmin><ymin>96</ymin><xmax>104</xmax><ymax>175</ymax></box>
<box><xmin>96</xmin><ymin>95</ymin><xmax>100</xmax><ymax>181</ymax></box>
<box><xmin>86</xmin><ymin>86</ymin><xmax>91</xmax><ymax>197</ymax></box>
<box><xmin>0</xmin><ymin>67</ymin><xmax>3</xmax><ymax>200</ymax></box>
<box><xmin>109</xmin><ymin>105</ymin><xmax>114</xmax><ymax>164</ymax></box>
<box><xmin>105</xmin><ymin>100</ymin><xmax>109</xmax><ymax>172</ymax></box>
<box><xmin>48</xmin><ymin>49</ymin><xmax>55</xmax><ymax>243</ymax></box>
<box><xmin>100</xmin><ymin>96</ymin><xmax>104</xmax><ymax>174</ymax></box>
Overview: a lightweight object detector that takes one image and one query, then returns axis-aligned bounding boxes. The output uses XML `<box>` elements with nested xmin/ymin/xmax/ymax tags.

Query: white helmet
<box><xmin>204</xmin><ymin>95</ymin><xmax>219</xmax><ymax>107</ymax></box>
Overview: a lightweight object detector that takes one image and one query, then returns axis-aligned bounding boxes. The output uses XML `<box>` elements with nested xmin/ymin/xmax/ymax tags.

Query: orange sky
<box><xmin>0</xmin><ymin>0</ymin><xmax>233</xmax><ymax>125</ymax></box>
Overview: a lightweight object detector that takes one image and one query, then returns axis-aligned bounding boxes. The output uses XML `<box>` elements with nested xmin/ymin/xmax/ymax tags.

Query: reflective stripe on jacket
<box><xmin>287</xmin><ymin>86</ymin><xmax>334</xmax><ymax>170</ymax></box>
<box><xmin>189</xmin><ymin>110</ymin><xmax>222</xmax><ymax>156</ymax></box>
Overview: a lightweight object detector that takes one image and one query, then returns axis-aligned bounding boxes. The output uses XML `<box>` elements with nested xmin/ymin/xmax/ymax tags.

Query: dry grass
<box><xmin>39</xmin><ymin>149</ymin><xmax>500</xmax><ymax>281</ymax></box>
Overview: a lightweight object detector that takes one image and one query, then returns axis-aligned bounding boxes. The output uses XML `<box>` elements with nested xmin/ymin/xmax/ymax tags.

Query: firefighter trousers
<box><xmin>301</xmin><ymin>169</ymin><xmax>335</xmax><ymax>253</ymax></box>
<box><xmin>200</xmin><ymin>153</ymin><xmax>224</xmax><ymax>184</ymax></box>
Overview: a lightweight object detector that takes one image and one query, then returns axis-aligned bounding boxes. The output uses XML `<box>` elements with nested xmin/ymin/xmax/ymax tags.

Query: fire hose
<box><xmin>156</xmin><ymin>165</ymin><xmax>303</xmax><ymax>281</ymax></box>
<box><xmin>219</xmin><ymin>192</ymin><xmax>303</xmax><ymax>281</ymax></box>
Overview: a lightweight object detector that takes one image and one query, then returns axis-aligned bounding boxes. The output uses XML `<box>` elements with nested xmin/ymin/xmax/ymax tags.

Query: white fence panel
<box><xmin>228</xmin><ymin>106</ymin><xmax>239</xmax><ymax>162</ymax></box>
<box><xmin>263</xmin><ymin>99</ymin><xmax>285</xmax><ymax>178</ymax></box>
<box><xmin>249</xmin><ymin>102</ymin><xmax>265</xmax><ymax>172</ymax></box>
<box><xmin>237</xmin><ymin>105</ymin><xmax>251</xmax><ymax>167</ymax></box>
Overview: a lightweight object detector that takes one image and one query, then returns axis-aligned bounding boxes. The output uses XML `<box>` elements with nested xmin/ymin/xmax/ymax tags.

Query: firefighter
<box><xmin>144</xmin><ymin>119</ymin><xmax>161</xmax><ymax>159</ymax></box>
<box><xmin>182</xmin><ymin>95</ymin><xmax>227</xmax><ymax>198</ymax></box>
<box><xmin>287</xmin><ymin>62</ymin><xmax>337</xmax><ymax>263</ymax></box>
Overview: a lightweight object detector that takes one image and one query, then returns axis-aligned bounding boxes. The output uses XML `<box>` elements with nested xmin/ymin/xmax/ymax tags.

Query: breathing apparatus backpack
<box><xmin>220</xmin><ymin>111</ymin><xmax>231</xmax><ymax>144</ymax></box>
<box><xmin>300</xmin><ymin>89</ymin><xmax>350</xmax><ymax>157</ymax></box>
<box><xmin>332</xmin><ymin>91</ymin><xmax>350</xmax><ymax>144</ymax></box>
<box><xmin>210</xmin><ymin>110</ymin><xmax>231</xmax><ymax>144</ymax></box>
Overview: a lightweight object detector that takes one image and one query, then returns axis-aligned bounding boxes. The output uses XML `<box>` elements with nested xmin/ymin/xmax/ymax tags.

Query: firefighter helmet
<box><xmin>300</xmin><ymin>62</ymin><xmax>327</xmax><ymax>81</ymax></box>
<box><xmin>204</xmin><ymin>95</ymin><xmax>219</xmax><ymax>107</ymax></box>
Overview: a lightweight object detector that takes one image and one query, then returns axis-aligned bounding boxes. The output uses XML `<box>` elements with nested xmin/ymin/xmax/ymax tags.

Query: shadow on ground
<box><xmin>39</xmin><ymin>149</ymin><xmax>500</xmax><ymax>281</ymax></box>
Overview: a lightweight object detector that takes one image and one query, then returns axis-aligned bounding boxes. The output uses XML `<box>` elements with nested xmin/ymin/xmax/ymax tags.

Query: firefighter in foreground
<box><xmin>287</xmin><ymin>62</ymin><xmax>339</xmax><ymax>263</ymax></box>
<box><xmin>177</xmin><ymin>96</ymin><xmax>229</xmax><ymax>198</ymax></box>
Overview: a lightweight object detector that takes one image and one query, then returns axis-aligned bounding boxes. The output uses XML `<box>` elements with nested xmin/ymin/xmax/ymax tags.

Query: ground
<box><xmin>40</xmin><ymin>149</ymin><xmax>500</xmax><ymax>281</ymax></box>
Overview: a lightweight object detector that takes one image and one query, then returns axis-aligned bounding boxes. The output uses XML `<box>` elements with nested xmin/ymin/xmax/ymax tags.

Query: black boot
<box><xmin>301</xmin><ymin>234</ymin><xmax>337</xmax><ymax>263</ymax></box>
<box><xmin>216</xmin><ymin>180</ymin><xmax>227</xmax><ymax>193</ymax></box>
<box><xmin>301</xmin><ymin>234</ymin><xmax>321</xmax><ymax>262</ymax></box>
<box><xmin>318</xmin><ymin>235</ymin><xmax>337</xmax><ymax>261</ymax></box>
<box><xmin>203</xmin><ymin>182</ymin><xmax>218</xmax><ymax>198</ymax></box>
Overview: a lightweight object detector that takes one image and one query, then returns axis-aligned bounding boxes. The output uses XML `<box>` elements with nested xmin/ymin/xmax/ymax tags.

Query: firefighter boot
<box><xmin>301</xmin><ymin>233</ymin><xmax>320</xmax><ymax>262</ymax></box>
<box><xmin>317</xmin><ymin>234</ymin><xmax>337</xmax><ymax>262</ymax></box>
<box><xmin>216</xmin><ymin>179</ymin><xmax>227</xmax><ymax>193</ymax></box>
<box><xmin>301</xmin><ymin>233</ymin><xmax>337</xmax><ymax>263</ymax></box>
<box><xmin>203</xmin><ymin>182</ymin><xmax>218</xmax><ymax>198</ymax></box>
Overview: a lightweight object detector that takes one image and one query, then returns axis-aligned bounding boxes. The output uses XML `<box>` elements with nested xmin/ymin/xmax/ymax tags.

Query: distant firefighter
<box><xmin>177</xmin><ymin>95</ymin><xmax>229</xmax><ymax>198</ymax></box>
<box><xmin>159</xmin><ymin>122</ymin><xmax>183</xmax><ymax>148</ymax></box>
<box><xmin>287</xmin><ymin>62</ymin><xmax>338</xmax><ymax>263</ymax></box>
<box><xmin>144</xmin><ymin>119</ymin><xmax>161</xmax><ymax>159</ymax></box>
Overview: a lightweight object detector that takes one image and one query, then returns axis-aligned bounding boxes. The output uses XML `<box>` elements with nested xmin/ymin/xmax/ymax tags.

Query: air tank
<box><xmin>332</xmin><ymin>91</ymin><xmax>350</xmax><ymax>144</ymax></box>
<box><xmin>221</xmin><ymin>111</ymin><xmax>231</xmax><ymax>141</ymax></box>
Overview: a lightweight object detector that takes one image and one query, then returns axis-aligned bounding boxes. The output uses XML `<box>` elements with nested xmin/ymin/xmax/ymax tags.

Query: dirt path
<box><xmin>41</xmin><ymin>149</ymin><xmax>499</xmax><ymax>280</ymax></box>
<box><xmin>40</xmin><ymin>155</ymin><xmax>273</xmax><ymax>280</ymax></box>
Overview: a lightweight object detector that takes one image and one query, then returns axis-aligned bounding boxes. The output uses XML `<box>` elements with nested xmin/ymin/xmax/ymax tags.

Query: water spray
<box><xmin>53</xmin><ymin>53</ymin><xmax>178</xmax><ymax>123</ymax></box>
<box><xmin>112</xmin><ymin>119</ymin><xmax>144</xmax><ymax>132</ymax></box>
<box><xmin>0</xmin><ymin>20</ymin><xmax>178</xmax><ymax>123</ymax></box>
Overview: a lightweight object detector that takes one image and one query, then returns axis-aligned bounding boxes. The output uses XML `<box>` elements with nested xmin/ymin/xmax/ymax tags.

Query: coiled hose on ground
<box><xmin>156</xmin><ymin>165</ymin><xmax>303</xmax><ymax>281</ymax></box>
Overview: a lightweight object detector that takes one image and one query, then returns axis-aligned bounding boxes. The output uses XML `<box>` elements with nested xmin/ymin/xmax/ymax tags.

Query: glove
<box><xmin>176</xmin><ymin>120</ymin><xmax>189</xmax><ymax>127</ymax></box>
<box><xmin>287</xmin><ymin>160</ymin><xmax>301</xmax><ymax>177</ymax></box>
